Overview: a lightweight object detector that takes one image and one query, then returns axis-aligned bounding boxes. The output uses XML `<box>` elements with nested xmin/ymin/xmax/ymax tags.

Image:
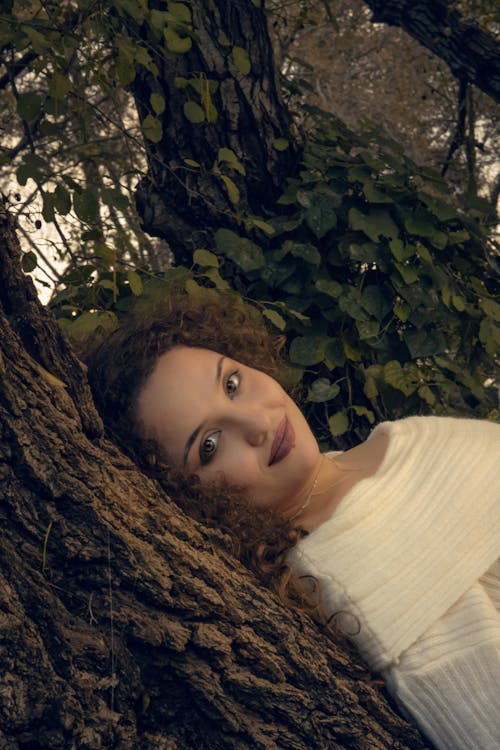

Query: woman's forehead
<box><xmin>136</xmin><ymin>347</ymin><xmax>225</xmax><ymax>447</ymax></box>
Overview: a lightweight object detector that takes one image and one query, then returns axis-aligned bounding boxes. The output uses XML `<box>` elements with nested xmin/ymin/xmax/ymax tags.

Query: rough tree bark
<box><xmin>0</xmin><ymin>207</ymin><xmax>431</xmax><ymax>747</ymax></box>
<box><xmin>363</xmin><ymin>0</ymin><xmax>500</xmax><ymax>104</ymax></box>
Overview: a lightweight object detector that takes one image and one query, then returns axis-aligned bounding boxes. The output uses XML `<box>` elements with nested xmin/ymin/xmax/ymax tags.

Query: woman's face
<box><xmin>137</xmin><ymin>346</ymin><xmax>321</xmax><ymax>514</ymax></box>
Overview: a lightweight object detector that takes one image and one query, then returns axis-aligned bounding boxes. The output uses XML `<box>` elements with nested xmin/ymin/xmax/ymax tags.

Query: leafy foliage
<box><xmin>52</xmin><ymin>108</ymin><xmax>500</xmax><ymax>445</ymax></box>
<box><xmin>3</xmin><ymin>0</ymin><xmax>499</xmax><ymax>448</ymax></box>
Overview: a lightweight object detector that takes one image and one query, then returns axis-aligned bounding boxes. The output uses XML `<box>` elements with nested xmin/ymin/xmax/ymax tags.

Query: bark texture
<box><xmin>0</xmin><ymin>206</ymin><xmax>430</xmax><ymax>748</ymax></box>
<box><xmin>363</xmin><ymin>0</ymin><xmax>500</xmax><ymax>104</ymax></box>
<box><xmin>134</xmin><ymin>0</ymin><xmax>298</xmax><ymax>265</ymax></box>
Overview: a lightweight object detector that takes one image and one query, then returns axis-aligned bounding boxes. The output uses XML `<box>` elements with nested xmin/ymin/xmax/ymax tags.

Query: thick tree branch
<box><xmin>0</xmin><ymin>203</ymin><xmax>429</xmax><ymax>748</ymax></box>
<box><xmin>441</xmin><ymin>78</ymin><xmax>467</xmax><ymax>177</ymax></box>
<box><xmin>363</xmin><ymin>0</ymin><xmax>500</xmax><ymax>104</ymax></box>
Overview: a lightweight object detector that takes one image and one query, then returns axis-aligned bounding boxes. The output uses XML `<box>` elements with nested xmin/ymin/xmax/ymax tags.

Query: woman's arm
<box><xmin>382</xmin><ymin>578</ymin><xmax>500</xmax><ymax>750</ymax></box>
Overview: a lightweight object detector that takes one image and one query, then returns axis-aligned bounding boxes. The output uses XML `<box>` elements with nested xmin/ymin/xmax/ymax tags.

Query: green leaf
<box><xmin>289</xmin><ymin>334</ymin><xmax>329</xmax><ymax>366</ymax></box>
<box><xmin>73</xmin><ymin>189</ymin><xmax>99</xmax><ymax>224</ymax></box>
<box><xmin>364</xmin><ymin>376</ymin><xmax>378</xmax><ymax>399</ymax></box>
<box><xmin>168</xmin><ymin>2</ymin><xmax>192</xmax><ymax>23</ymax></box>
<box><xmin>149</xmin><ymin>9</ymin><xmax>169</xmax><ymax>36</ymax></box>
<box><xmin>150</xmin><ymin>93</ymin><xmax>166</xmax><ymax>115</ymax></box>
<box><xmin>218</xmin><ymin>31</ymin><xmax>231</xmax><ymax>46</ymax></box>
<box><xmin>115</xmin><ymin>52</ymin><xmax>136</xmax><ymax>85</ymax></box>
<box><xmin>430</xmin><ymin>230</ymin><xmax>447</xmax><ymax>250</ymax></box>
<box><xmin>305</xmin><ymin>193</ymin><xmax>337</xmax><ymax>239</ymax></box>
<box><xmin>480</xmin><ymin>299</ymin><xmax>500</xmax><ymax>322</ymax></box>
<box><xmin>343</xmin><ymin>339</ymin><xmax>361</xmax><ymax>361</ymax></box>
<box><xmin>349</xmin><ymin>207</ymin><xmax>399</xmax><ymax>242</ymax></box>
<box><xmin>395</xmin><ymin>262</ymin><xmax>419</xmax><ymax>284</ymax></box>
<box><xmin>174</xmin><ymin>76</ymin><xmax>189</xmax><ymax>88</ymax></box>
<box><xmin>262</xmin><ymin>309</ymin><xmax>286</xmax><ymax>330</ymax></box>
<box><xmin>325</xmin><ymin>339</ymin><xmax>345</xmax><ymax>368</ymax></box>
<box><xmin>328</xmin><ymin>411</ymin><xmax>349</xmax><ymax>437</ymax></box>
<box><xmin>42</xmin><ymin>192</ymin><xmax>55</xmax><ymax>222</ymax></box>
<box><xmin>220</xmin><ymin>174</ymin><xmax>240</xmax><ymax>205</ymax></box>
<box><xmin>418</xmin><ymin>385</ymin><xmax>436</xmax><ymax>406</ymax></box>
<box><xmin>217</xmin><ymin>147</ymin><xmax>238</xmax><ymax>163</ymax></box>
<box><xmin>448</xmin><ymin>230</ymin><xmax>470</xmax><ymax>244</ymax></box>
<box><xmin>418</xmin><ymin>193</ymin><xmax>456</xmax><ymax>222</ymax></box>
<box><xmin>286</xmin><ymin>241</ymin><xmax>321</xmax><ymax>265</ymax></box>
<box><xmin>184</xmin><ymin>158</ymin><xmax>200</xmax><ymax>167</ymax></box>
<box><xmin>452</xmin><ymin>295</ymin><xmax>466</xmax><ymax>312</ymax></box>
<box><xmin>405</xmin><ymin>329</ymin><xmax>446</xmax><ymax>358</ymax></box>
<box><xmin>351</xmin><ymin>405</ymin><xmax>375</xmax><ymax>424</ymax></box>
<box><xmin>53</xmin><ymin>185</ymin><xmax>71</xmax><ymax>215</ymax></box>
<box><xmin>22</xmin><ymin>25</ymin><xmax>50</xmax><ymax>54</ymax></box>
<box><xmin>363</xmin><ymin>181</ymin><xmax>392</xmax><ymax>203</ymax></box>
<box><xmin>338</xmin><ymin>288</ymin><xmax>369</xmax><ymax>321</ymax></box>
<box><xmin>201</xmin><ymin>267</ymin><xmax>230</xmax><ymax>290</ymax></box>
<box><xmin>96</xmin><ymin>244</ymin><xmax>117</xmax><ymax>267</ymax></box>
<box><xmin>21</xmin><ymin>251</ymin><xmax>37</xmax><ymax>273</ymax></box>
<box><xmin>217</xmin><ymin>147</ymin><xmax>245</xmax><ymax>175</ymax></box>
<box><xmin>389</xmin><ymin>239</ymin><xmax>415</xmax><ymax>261</ymax></box>
<box><xmin>246</xmin><ymin>217</ymin><xmax>275</xmax><ymax>234</ymax></box>
<box><xmin>127</xmin><ymin>270</ymin><xmax>143</xmax><ymax>296</ymax></box>
<box><xmin>45</xmin><ymin>97</ymin><xmax>68</xmax><ymax>117</ymax></box>
<box><xmin>479</xmin><ymin>318</ymin><xmax>500</xmax><ymax>356</ymax></box>
<box><xmin>63</xmin><ymin>311</ymin><xmax>118</xmax><ymax>342</ymax></box>
<box><xmin>383</xmin><ymin>360</ymin><xmax>419</xmax><ymax>396</ymax></box>
<box><xmin>164</xmin><ymin>26</ymin><xmax>192</xmax><ymax>53</ymax></box>
<box><xmin>101</xmin><ymin>188</ymin><xmax>129</xmax><ymax>210</ymax></box>
<box><xmin>115</xmin><ymin>0</ymin><xmax>147</xmax><ymax>21</ymax></box>
<box><xmin>361</xmin><ymin>285</ymin><xmax>391</xmax><ymax>320</ymax></box>
<box><xmin>356</xmin><ymin>319</ymin><xmax>379</xmax><ymax>340</ymax></box>
<box><xmin>142</xmin><ymin>114</ymin><xmax>163</xmax><ymax>143</ymax></box>
<box><xmin>48</xmin><ymin>72</ymin><xmax>71</xmax><ymax>100</ymax></box>
<box><xmin>193</xmin><ymin>249</ymin><xmax>218</xmax><ymax>267</ymax></box>
<box><xmin>183</xmin><ymin>101</ymin><xmax>205</xmax><ymax>123</ymax></box>
<box><xmin>273</xmin><ymin>138</ymin><xmax>289</xmax><ymax>151</ymax></box>
<box><xmin>17</xmin><ymin>92</ymin><xmax>42</xmax><ymax>122</ymax></box>
<box><xmin>232</xmin><ymin>46</ymin><xmax>251</xmax><ymax>75</ymax></box>
<box><xmin>214</xmin><ymin>228</ymin><xmax>264</xmax><ymax>272</ymax></box>
<box><xmin>403</xmin><ymin>210</ymin><xmax>436</xmax><ymax>238</ymax></box>
<box><xmin>315</xmin><ymin>278</ymin><xmax>342</xmax><ymax>298</ymax></box>
<box><xmin>307</xmin><ymin>378</ymin><xmax>340</xmax><ymax>403</ymax></box>
<box><xmin>393</xmin><ymin>301</ymin><xmax>411</xmax><ymax>322</ymax></box>
<box><xmin>185</xmin><ymin>278</ymin><xmax>217</xmax><ymax>301</ymax></box>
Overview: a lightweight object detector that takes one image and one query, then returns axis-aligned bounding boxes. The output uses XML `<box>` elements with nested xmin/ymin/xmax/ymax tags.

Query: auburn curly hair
<box><xmin>85</xmin><ymin>288</ymin><xmax>321</xmax><ymax>617</ymax></box>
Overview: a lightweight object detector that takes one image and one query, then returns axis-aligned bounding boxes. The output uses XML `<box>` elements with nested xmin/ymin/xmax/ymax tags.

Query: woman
<box><xmin>87</xmin><ymin>291</ymin><xmax>500</xmax><ymax>750</ymax></box>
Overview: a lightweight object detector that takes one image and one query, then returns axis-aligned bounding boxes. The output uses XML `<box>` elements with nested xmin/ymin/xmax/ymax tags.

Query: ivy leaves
<box><xmin>201</xmin><ymin>119</ymin><xmax>499</xmax><ymax>442</ymax></box>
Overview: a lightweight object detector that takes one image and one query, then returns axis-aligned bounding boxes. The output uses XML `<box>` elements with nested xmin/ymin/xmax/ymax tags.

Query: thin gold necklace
<box><xmin>289</xmin><ymin>454</ymin><xmax>326</xmax><ymax>522</ymax></box>
<box><xmin>288</xmin><ymin>453</ymin><xmax>359</xmax><ymax>522</ymax></box>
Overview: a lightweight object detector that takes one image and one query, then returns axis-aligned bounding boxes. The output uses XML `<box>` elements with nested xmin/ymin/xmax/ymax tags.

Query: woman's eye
<box><xmin>225</xmin><ymin>371</ymin><xmax>241</xmax><ymax>396</ymax></box>
<box><xmin>200</xmin><ymin>431</ymin><xmax>220</xmax><ymax>465</ymax></box>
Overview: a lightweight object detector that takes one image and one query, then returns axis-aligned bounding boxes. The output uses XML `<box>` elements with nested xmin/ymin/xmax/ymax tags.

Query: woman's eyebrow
<box><xmin>182</xmin><ymin>355</ymin><xmax>225</xmax><ymax>466</ymax></box>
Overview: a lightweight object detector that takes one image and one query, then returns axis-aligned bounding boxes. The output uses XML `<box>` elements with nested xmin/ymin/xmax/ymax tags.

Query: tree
<box><xmin>271</xmin><ymin>0</ymin><xmax>500</xmax><ymax>222</ymax></box>
<box><xmin>362</xmin><ymin>0</ymin><xmax>500</xmax><ymax>104</ymax></box>
<box><xmin>0</xmin><ymin>202</ymin><xmax>428</xmax><ymax>748</ymax></box>
<box><xmin>0</xmin><ymin>0</ymin><xmax>499</xmax><ymax>744</ymax></box>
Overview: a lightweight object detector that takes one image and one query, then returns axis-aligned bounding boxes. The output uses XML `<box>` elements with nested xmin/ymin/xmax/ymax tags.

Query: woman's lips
<box><xmin>268</xmin><ymin>417</ymin><xmax>295</xmax><ymax>466</ymax></box>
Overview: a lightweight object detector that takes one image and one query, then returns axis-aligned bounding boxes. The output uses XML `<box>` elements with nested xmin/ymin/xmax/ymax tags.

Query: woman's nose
<box><xmin>234</xmin><ymin>408</ymin><xmax>269</xmax><ymax>447</ymax></box>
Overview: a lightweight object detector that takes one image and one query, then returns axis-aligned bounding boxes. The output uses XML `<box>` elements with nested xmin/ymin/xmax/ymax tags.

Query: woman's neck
<box><xmin>292</xmin><ymin>431</ymin><xmax>389</xmax><ymax>531</ymax></box>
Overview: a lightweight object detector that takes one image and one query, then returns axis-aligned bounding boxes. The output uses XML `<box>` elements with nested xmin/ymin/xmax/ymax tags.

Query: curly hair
<box><xmin>85</xmin><ymin>289</ymin><xmax>321</xmax><ymax>618</ymax></box>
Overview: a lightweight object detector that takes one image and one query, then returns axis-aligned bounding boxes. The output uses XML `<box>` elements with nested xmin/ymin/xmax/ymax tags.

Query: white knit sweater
<box><xmin>288</xmin><ymin>416</ymin><xmax>500</xmax><ymax>749</ymax></box>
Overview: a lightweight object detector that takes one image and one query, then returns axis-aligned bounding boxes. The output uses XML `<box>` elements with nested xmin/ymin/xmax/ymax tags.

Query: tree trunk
<box><xmin>0</xmin><ymin>207</ymin><xmax>429</xmax><ymax>748</ymax></box>
<box><xmin>133</xmin><ymin>0</ymin><xmax>298</xmax><ymax>266</ymax></box>
<box><xmin>363</xmin><ymin>0</ymin><xmax>500</xmax><ymax>104</ymax></box>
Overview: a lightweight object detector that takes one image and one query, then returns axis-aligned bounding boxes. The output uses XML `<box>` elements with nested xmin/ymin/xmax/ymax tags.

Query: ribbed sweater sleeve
<box><xmin>289</xmin><ymin>416</ymin><xmax>500</xmax><ymax>669</ymax></box>
<box><xmin>383</xmin><ymin>578</ymin><xmax>500</xmax><ymax>750</ymax></box>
